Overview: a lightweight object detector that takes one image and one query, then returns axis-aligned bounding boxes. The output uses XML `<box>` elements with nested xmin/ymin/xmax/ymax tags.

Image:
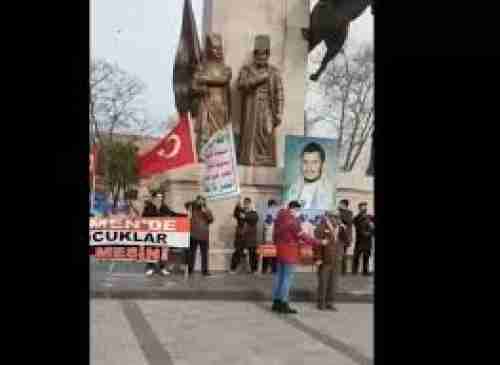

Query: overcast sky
<box><xmin>91</xmin><ymin>0</ymin><xmax>373</xmax><ymax>136</ymax></box>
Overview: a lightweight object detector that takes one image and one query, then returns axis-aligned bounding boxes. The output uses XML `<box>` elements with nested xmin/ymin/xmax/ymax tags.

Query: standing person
<box><xmin>314</xmin><ymin>211</ymin><xmax>341</xmax><ymax>311</ymax></box>
<box><xmin>262</xmin><ymin>199</ymin><xmax>279</xmax><ymax>274</ymax></box>
<box><xmin>337</xmin><ymin>199</ymin><xmax>354</xmax><ymax>275</ymax></box>
<box><xmin>353</xmin><ymin>202</ymin><xmax>375</xmax><ymax>276</ymax></box>
<box><xmin>187</xmin><ymin>195</ymin><xmax>214</xmax><ymax>276</ymax></box>
<box><xmin>159</xmin><ymin>194</ymin><xmax>188</xmax><ymax>274</ymax></box>
<box><xmin>271</xmin><ymin>201</ymin><xmax>324</xmax><ymax>314</ymax></box>
<box><xmin>230</xmin><ymin>198</ymin><xmax>259</xmax><ymax>274</ymax></box>
<box><xmin>143</xmin><ymin>192</ymin><xmax>170</xmax><ymax>277</ymax></box>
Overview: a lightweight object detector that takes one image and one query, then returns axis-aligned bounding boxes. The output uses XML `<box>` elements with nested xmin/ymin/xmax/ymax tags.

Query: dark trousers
<box><xmin>352</xmin><ymin>247</ymin><xmax>371</xmax><ymax>275</ymax></box>
<box><xmin>341</xmin><ymin>255</ymin><xmax>348</xmax><ymax>275</ymax></box>
<box><xmin>145</xmin><ymin>261</ymin><xmax>167</xmax><ymax>273</ymax></box>
<box><xmin>339</xmin><ymin>244</ymin><xmax>349</xmax><ymax>275</ymax></box>
<box><xmin>230</xmin><ymin>247</ymin><xmax>258</xmax><ymax>272</ymax></box>
<box><xmin>317</xmin><ymin>262</ymin><xmax>338</xmax><ymax>306</ymax></box>
<box><xmin>189</xmin><ymin>238</ymin><xmax>209</xmax><ymax>274</ymax></box>
<box><xmin>262</xmin><ymin>257</ymin><xmax>277</xmax><ymax>274</ymax></box>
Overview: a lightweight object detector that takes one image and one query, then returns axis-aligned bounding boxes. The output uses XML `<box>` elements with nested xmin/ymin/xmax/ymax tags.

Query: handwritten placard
<box><xmin>200</xmin><ymin>124</ymin><xmax>240</xmax><ymax>200</ymax></box>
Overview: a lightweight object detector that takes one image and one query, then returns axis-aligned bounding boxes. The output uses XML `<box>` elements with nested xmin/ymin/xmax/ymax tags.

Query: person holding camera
<box><xmin>186</xmin><ymin>195</ymin><xmax>214</xmax><ymax>276</ymax></box>
<box><xmin>229</xmin><ymin>197</ymin><xmax>260</xmax><ymax>274</ymax></box>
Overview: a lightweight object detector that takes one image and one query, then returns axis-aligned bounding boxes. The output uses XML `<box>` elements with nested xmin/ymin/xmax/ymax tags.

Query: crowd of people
<box><xmin>97</xmin><ymin>191</ymin><xmax>375</xmax><ymax>314</ymax></box>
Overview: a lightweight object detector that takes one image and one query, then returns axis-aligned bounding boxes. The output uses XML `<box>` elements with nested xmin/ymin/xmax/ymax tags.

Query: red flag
<box><xmin>137</xmin><ymin>115</ymin><xmax>196</xmax><ymax>177</ymax></box>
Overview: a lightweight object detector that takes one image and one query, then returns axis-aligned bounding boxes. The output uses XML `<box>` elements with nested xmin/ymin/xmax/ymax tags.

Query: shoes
<box><xmin>271</xmin><ymin>300</ymin><xmax>282</xmax><ymax>312</ymax></box>
<box><xmin>202</xmin><ymin>272</ymin><xmax>211</xmax><ymax>276</ymax></box>
<box><xmin>325</xmin><ymin>304</ymin><xmax>338</xmax><ymax>311</ymax></box>
<box><xmin>145</xmin><ymin>269</ymin><xmax>154</xmax><ymax>277</ymax></box>
<box><xmin>280</xmin><ymin>302</ymin><xmax>298</xmax><ymax>314</ymax></box>
<box><xmin>160</xmin><ymin>269</ymin><xmax>171</xmax><ymax>276</ymax></box>
<box><xmin>228</xmin><ymin>270</ymin><xmax>236</xmax><ymax>275</ymax></box>
<box><xmin>317</xmin><ymin>303</ymin><xmax>325</xmax><ymax>310</ymax></box>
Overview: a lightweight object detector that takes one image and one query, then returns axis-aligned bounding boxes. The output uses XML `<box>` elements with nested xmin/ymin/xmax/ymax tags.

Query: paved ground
<box><xmin>90</xmin><ymin>259</ymin><xmax>373</xmax><ymax>302</ymax></box>
<box><xmin>91</xmin><ymin>299</ymin><xmax>373</xmax><ymax>365</ymax></box>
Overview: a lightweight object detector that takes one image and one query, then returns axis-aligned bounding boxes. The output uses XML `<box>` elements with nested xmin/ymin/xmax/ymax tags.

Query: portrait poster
<box><xmin>282</xmin><ymin>135</ymin><xmax>337</xmax><ymax>227</ymax></box>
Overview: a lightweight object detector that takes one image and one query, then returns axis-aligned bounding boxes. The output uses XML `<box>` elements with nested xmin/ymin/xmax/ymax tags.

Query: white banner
<box><xmin>200</xmin><ymin>124</ymin><xmax>240</xmax><ymax>200</ymax></box>
<box><xmin>89</xmin><ymin>217</ymin><xmax>190</xmax><ymax>248</ymax></box>
<box><xmin>89</xmin><ymin>231</ymin><xmax>189</xmax><ymax>248</ymax></box>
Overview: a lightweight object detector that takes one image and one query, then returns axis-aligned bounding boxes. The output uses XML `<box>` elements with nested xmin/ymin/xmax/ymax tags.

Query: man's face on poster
<box><xmin>302</xmin><ymin>151</ymin><xmax>323</xmax><ymax>182</ymax></box>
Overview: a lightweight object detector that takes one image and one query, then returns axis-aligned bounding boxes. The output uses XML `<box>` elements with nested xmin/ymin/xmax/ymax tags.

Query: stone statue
<box><xmin>237</xmin><ymin>35</ymin><xmax>284</xmax><ymax>167</ymax></box>
<box><xmin>192</xmin><ymin>33</ymin><xmax>232</xmax><ymax>154</ymax></box>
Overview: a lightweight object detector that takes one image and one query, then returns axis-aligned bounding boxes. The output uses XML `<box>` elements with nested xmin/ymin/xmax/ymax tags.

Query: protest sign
<box><xmin>256</xmin><ymin>244</ymin><xmax>277</xmax><ymax>258</ymax></box>
<box><xmin>200</xmin><ymin>124</ymin><xmax>240</xmax><ymax>200</ymax></box>
<box><xmin>93</xmin><ymin>245</ymin><xmax>168</xmax><ymax>263</ymax></box>
<box><xmin>89</xmin><ymin>217</ymin><xmax>190</xmax><ymax>248</ymax></box>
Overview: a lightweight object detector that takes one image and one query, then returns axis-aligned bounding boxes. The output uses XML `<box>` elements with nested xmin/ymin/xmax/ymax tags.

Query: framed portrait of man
<box><xmin>282</xmin><ymin>136</ymin><xmax>337</xmax><ymax>221</ymax></box>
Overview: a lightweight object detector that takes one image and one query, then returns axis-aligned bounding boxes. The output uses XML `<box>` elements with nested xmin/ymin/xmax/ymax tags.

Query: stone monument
<box><xmin>152</xmin><ymin>0</ymin><xmax>372</xmax><ymax>272</ymax></box>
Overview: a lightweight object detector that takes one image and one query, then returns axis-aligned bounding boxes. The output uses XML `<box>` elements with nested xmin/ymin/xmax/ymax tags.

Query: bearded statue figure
<box><xmin>192</xmin><ymin>33</ymin><xmax>232</xmax><ymax>155</ymax></box>
<box><xmin>237</xmin><ymin>35</ymin><xmax>284</xmax><ymax>167</ymax></box>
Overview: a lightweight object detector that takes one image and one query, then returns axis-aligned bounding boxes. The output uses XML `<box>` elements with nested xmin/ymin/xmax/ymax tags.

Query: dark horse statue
<box><xmin>302</xmin><ymin>0</ymin><xmax>373</xmax><ymax>81</ymax></box>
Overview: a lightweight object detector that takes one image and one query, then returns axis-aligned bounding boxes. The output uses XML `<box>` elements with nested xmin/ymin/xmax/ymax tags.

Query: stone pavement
<box><xmin>91</xmin><ymin>299</ymin><xmax>373</xmax><ymax>365</ymax></box>
<box><xmin>91</xmin><ymin>259</ymin><xmax>373</xmax><ymax>302</ymax></box>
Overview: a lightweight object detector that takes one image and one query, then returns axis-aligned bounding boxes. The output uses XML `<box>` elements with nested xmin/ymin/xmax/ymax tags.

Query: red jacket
<box><xmin>272</xmin><ymin>208</ymin><xmax>320</xmax><ymax>264</ymax></box>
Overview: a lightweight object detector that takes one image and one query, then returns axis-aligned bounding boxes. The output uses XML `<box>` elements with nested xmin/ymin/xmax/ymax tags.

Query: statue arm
<box><xmin>238</xmin><ymin>66</ymin><xmax>265</xmax><ymax>91</ymax></box>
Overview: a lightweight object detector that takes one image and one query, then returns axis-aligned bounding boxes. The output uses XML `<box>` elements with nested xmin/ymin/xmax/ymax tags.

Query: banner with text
<box><xmin>89</xmin><ymin>217</ymin><xmax>190</xmax><ymax>248</ymax></box>
<box><xmin>200</xmin><ymin>124</ymin><xmax>240</xmax><ymax>200</ymax></box>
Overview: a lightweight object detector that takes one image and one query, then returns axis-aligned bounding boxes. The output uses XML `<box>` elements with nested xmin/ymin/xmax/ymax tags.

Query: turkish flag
<box><xmin>137</xmin><ymin>114</ymin><xmax>196</xmax><ymax>177</ymax></box>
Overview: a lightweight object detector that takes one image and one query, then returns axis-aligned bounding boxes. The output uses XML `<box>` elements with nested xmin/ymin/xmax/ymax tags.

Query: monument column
<box><xmin>203</xmin><ymin>0</ymin><xmax>309</xmax><ymax>167</ymax></box>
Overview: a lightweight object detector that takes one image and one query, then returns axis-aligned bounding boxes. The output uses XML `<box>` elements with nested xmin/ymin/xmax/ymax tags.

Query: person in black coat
<box><xmin>144</xmin><ymin>192</ymin><xmax>186</xmax><ymax>276</ymax></box>
<box><xmin>353</xmin><ymin>202</ymin><xmax>375</xmax><ymax>276</ymax></box>
<box><xmin>337</xmin><ymin>199</ymin><xmax>354</xmax><ymax>275</ymax></box>
<box><xmin>229</xmin><ymin>197</ymin><xmax>259</xmax><ymax>274</ymax></box>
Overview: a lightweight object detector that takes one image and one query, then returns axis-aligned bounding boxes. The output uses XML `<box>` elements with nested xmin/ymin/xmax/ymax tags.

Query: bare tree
<box><xmin>307</xmin><ymin>43</ymin><xmax>374</xmax><ymax>172</ymax></box>
<box><xmin>90</xmin><ymin>58</ymin><xmax>154</xmax><ymax>142</ymax></box>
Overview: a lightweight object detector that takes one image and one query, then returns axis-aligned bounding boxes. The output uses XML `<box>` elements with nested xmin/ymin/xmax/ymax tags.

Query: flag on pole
<box><xmin>173</xmin><ymin>0</ymin><xmax>202</xmax><ymax>115</ymax></box>
<box><xmin>137</xmin><ymin>114</ymin><xmax>196</xmax><ymax>177</ymax></box>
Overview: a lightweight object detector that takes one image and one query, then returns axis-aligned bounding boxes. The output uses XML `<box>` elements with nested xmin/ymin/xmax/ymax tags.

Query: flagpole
<box><xmin>187</xmin><ymin>112</ymin><xmax>198</xmax><ymax>163</ymax></box>
<box><xmin>90</xmin><ymin>121</ymin><xmax>95</xmax><ymax>212</ymax></box>
<box><xmin>91</xmin><ymin>167</ymin><xmax>96</xmax><ymax>211</ymax></box>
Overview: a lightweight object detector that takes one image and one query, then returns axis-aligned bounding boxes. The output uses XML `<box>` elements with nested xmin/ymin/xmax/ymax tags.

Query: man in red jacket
<box><xmin>271</xmin><ymin>200</ymin><xmax>325</xmax><ymax>314</ymax></box>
